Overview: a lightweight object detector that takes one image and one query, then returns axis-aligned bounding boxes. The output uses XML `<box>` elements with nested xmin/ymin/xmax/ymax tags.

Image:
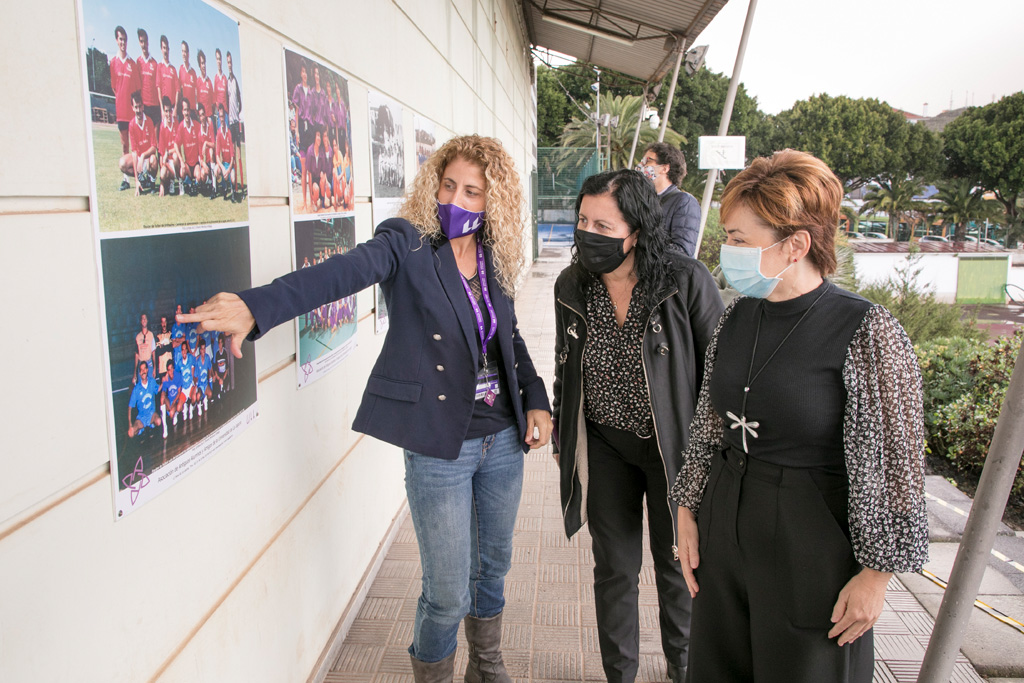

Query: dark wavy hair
<box><xmin>644</xmin><ymin>142</ymin><xmax>687</xmax><ymax>186</ymax></box>
<box><xmin>569</xmin><ymin>169</ymin><xmax>674</xmax><ymax>310</ymax></box>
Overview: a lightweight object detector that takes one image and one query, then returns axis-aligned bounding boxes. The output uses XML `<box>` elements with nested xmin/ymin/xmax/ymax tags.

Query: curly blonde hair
<box><xmin>397</xmin><ymin>135</ymin><xmax>526</xmax><ymax>295</ymax></box>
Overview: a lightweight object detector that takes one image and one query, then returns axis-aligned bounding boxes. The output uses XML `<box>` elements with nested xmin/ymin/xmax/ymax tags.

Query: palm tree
<box><xmin>560</xmin><ymin>93</ymin><xmax>685</xmax><ymax>171</ymax></box>
<box><xmin>839</xmin><ymin>206</ymin><xmax>860</xmax><ymax>234</ymax></box>
<box><xmin>933</xmin><ymin>178</ymin><xmax>1002</xmax><ymax>242</ymax></box>
<box><xmin>832</xmin><ymin>230</ymin><xmax>859</xmax><ymax>291</ymax></box>
<box><xmin>859</xmin><ymin>176</ymin><xmax>927</xmax><ymax>239</ymax></box>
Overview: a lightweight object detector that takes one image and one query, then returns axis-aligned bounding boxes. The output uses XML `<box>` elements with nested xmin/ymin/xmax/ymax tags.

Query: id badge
<box><xmin>474</xmin><ymin>360</ymin><xmax>499</xmax><ymax>405</ymax></box>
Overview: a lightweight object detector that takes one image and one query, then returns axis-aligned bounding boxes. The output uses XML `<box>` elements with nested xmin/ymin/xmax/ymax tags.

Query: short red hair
<box><xmin>721</xmin><ymin>149</ymin><xmax>842</xmax><ymax>276</ymax></box>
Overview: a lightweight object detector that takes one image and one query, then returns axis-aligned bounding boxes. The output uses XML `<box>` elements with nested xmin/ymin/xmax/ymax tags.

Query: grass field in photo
<box><xmin>92</xmin><ymin>123</ymin><xmax>248</xmax><ymax>231</ymax></box>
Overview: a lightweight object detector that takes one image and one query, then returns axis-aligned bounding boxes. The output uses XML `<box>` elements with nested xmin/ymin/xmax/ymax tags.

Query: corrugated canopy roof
<box><xmin>521</xmin><ymin>0</ymin><xmax>729</xmax><ymax>83</ymax></box>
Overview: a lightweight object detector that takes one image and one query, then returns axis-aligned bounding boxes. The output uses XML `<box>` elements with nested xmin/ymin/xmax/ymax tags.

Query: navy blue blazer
<box><xmin>238</xmin><ymin>217</ymin><xmax>551</xmax><ymax>460</ymax></box>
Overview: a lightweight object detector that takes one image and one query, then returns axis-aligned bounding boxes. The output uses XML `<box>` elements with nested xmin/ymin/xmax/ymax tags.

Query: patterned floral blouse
<box><xmin>583</xmin><ymin>279</ymin><xmax>655</xmax><ymax>438</ymax></box>
<box><xmin>669</xmin><ymin>295</ymin><xmax>929</xmax><ymax>573</ymax></box>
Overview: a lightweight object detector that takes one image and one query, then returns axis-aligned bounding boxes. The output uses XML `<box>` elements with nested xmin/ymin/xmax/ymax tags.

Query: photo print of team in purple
<box><xmin>285</xmin><ymin>49</ymin><xmax>354</xmax><ymax>215</ymax></box>
<box><xmin>293</xmin><ymin>216</ymin><xmax>358</xmax><ymax>388</ymax></box>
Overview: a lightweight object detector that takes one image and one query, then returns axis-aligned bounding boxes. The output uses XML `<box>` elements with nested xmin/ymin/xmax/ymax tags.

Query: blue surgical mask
<box><xmin>719</xmin><ymin>238</ymin><xmax>793</xmax><ymax>298</ymax></box>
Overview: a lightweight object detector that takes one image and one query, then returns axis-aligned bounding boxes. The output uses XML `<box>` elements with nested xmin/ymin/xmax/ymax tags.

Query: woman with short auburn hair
<box><xmin>671</xmin><ymin>149</ymin><xmax>928</xmax><ymax>682</ymax></box>
<box><xmin>719</xmin><ymin>148</ymin><xmax>842</xmax><ymax>275</ymax></box>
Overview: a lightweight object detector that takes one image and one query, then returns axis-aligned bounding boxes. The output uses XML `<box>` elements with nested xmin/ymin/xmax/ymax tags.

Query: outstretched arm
<box><xmin>176</xmin><ymin>293</ymin><xmax>252</xmax><ymax>358</ymax></box>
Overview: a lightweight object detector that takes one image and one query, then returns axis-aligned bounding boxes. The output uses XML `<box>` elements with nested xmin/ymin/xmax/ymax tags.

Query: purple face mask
<box><xmin>437</xmin><ymin>201</ymin><xmax>485</xmax><ymax>240</ymax></box>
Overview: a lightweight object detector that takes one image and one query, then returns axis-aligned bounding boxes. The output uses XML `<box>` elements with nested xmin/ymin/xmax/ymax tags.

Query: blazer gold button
<box><xmin>433</xmin><ymin>334</ymin><xmax>442</xmax><ymax>340</ymax></box>
<box><xmin>514</xmin><ymin>362</ymin><xmax>519</xmax><ymax>369</ymax></box>
<box><xmin>436</xmin><ymin>365</ymin><xmax>444</xmax><ymax>371</ymax></box>
<box><xmin>438</xmin><ymin>394</ymin><xmax>447</xmax><ymax>401</ymax></box>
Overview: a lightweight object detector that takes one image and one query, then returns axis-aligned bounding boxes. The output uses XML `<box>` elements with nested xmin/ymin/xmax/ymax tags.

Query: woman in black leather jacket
<box><xmin>552</xmin><ymin>169</ymin><xmax>723</xmax><ymax>683</ymax></box>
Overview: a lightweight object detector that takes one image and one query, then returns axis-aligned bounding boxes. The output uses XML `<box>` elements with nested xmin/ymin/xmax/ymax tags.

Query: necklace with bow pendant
<box><xmin>729</xmin><ymin>283</ymin><xmax>831</xmax><ymax>453</ymax></box>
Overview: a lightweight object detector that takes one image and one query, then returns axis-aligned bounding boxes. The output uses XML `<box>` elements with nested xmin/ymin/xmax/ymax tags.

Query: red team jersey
<box><xmin>178</xmin><ymin>65</ymin><xmax>197</xmax><ymax>109</ymax></box>
<box><xmin>129</xmin><ymin>116</ymin><xmax>157</xmax><ymax>155</ymax></box>
<box><xmin>176</xmin><ymin>120</ymin><xmax>201</xmax><ymax>166</ymax></box>
<box><xmin>110</xmin><ymin>54</ymin><xmax>141</xmax><ymax>122</ymax></box>
<box><xmin>214</xmin><ymin>73</ymin><xmax>229</xmax><ymax>114</ymax></box>
<box><xmin>157</xmin><ymin>62</ymin><xmax>179</xmax><ymax>108</ymax></box>
<box><xmin>136</xmin><ymin>55</ymin><xmax>159</xmax><ymax>107</ymax></box>
<box><xmin>158</xmin><ymin>120</ymin><xmax>176</xmax><ymax>156</ymax></box>
<box><xmin>216</xmin><ymin>127</ymin><xmax>234</xmax><ymax>164</ymax></box>
<box><xmin>197</xmin><ymin>76</ymin><xmax>214</xmax><ymax>120</ymax></box>
<box><xmin>199</xmin><ymin>122</ymin><xmax>215</xmax><ymax>163</ymax></box>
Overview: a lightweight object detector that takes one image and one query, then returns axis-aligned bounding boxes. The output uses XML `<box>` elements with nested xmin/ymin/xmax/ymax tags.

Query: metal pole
<box><xmin>658</xmin><ymin>43</ymin><xmax>684</xmax><ymax>143</ymax></box>
<box><xmin>595</xmin><ymin>69</ymin><xmax>601</xmax><ymax>171</ymax></box>
<box><xmin>693</xmin><ymin>0</ymin><xmax>759</xmax><ymax>259</ymax></box>
<box><xmin>918</xmin><ymin>340</ymin><xmax>1024</xmax><ymax>683</ymax></box>
<box><xmin>627</xmin><ymin>85</ymin><xmax>649</xmax><ymax>169</ymax></box>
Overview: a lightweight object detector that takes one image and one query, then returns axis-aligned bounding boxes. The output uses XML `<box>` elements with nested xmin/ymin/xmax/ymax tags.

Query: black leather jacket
<box><xmin>552</xmin><ymin>253</ymin><xmax>724</xmax><ymax>538</ymax></box>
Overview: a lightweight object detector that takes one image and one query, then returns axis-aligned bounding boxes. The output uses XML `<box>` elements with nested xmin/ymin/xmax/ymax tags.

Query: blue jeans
<box><xmin>404</xmin><ymin>424</ymin><xmax>523</xmax><ymax>663</ymax></box>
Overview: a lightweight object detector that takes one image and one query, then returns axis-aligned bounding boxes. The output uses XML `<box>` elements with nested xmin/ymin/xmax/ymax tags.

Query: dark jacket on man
<box><xmin>660</xmin><ymin>186</ymin><xmax>701</xmax><ymax>257</ymax></box>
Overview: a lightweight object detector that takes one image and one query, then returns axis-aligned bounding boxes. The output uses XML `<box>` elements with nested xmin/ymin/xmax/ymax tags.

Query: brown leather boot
<box><xmin>463</xmin><ymin>613</ymin><xmax>512</xmax><ymax>683</ymax></box>
<box><xmin>410</xmin><ymin>650</ymin><xmax>456</xmax><ymax>683</ymax></box>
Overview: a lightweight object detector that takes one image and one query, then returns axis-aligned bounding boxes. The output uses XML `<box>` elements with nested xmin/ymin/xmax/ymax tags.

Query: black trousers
<box><xmin>686</xmin><ymin>449</ymin><xmax>873</xmax><ymax>683</ymax></box>
<box><xmin>586</xmin><ymin>420</ymin><xmax>692</xmax><ymax>683</ymax></box>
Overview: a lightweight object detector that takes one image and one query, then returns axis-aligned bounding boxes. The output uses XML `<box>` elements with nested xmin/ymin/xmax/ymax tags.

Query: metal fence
<box><xmin>536</xmin><ymin>147</ymin><xmax>599</xmax><ymax>222</ymax></box>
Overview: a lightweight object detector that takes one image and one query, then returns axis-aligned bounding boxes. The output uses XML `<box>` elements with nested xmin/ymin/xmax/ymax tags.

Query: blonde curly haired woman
<box><xmin>180</xmin><ymin>135</ymin><xmax>553</xmax><ymax>683</ymax></box>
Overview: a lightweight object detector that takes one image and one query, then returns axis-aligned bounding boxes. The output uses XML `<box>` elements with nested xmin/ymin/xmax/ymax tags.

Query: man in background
<box><xmin>638</xmin><ymin>142</ymin><xmax>701</xmax><ymax>257</ymax></box>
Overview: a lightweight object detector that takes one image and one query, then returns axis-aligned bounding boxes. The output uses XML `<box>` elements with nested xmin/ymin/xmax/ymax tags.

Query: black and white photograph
<box><xmin>413</xmin><ymin>115</ymin><xmax>437</xmax><ymax>171</ymax></box>
<box><xmin>368</xmin><ymin>91</ymin><xmax>405</xmax><ymax>198</ymax></box>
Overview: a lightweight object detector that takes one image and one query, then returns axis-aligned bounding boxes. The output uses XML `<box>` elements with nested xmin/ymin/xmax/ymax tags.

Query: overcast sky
<box><xmin>693</xmin><ymin>0</ymin><xmax>1024</xmax><ymax>116</ymax></box>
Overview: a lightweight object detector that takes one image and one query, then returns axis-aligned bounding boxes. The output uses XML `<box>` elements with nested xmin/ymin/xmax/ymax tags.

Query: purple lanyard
<box><xmin>459</xmin><ymin>239</ymin><xmax>497</xmax><ymax>369</ymax></box>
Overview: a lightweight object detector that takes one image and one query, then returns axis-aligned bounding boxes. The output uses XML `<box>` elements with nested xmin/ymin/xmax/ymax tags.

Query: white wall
<box><xmin>0</xmin><ymin>1</ymin><xmax>536</xmax><ymax>681</ymax></box>
<box><xmin>855</xmin><ymin>251</ymin><xmax>1023</xmax><ymax>303</ymax></box>
<box><xmin>855</xmin><ymin>252</ymin><xmax>965</xmax><ymax>303</ymax></box>
<box><xmin>1010</xmin><ymin>264</ymin><xmax>1024</xmax><ymax>296</ymax></box>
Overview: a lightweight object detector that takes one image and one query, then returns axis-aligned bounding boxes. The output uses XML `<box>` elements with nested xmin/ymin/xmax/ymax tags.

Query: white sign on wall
<box><xmin>698</xmin><ymin>136</ymin><xmax>746</xmax><ymax>169</ymax></box>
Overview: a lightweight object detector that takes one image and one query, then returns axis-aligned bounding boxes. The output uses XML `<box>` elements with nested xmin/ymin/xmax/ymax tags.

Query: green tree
<box><xmin>901</xmin><ymin>121</ymin><xmax>943</xmax><ymax>182</ymax></box>
<box><xmin>932</xmin><ymin>178</ymin><xmax>1002</xmax><ymax>242</ymax></box>
<box><xmin>943</xmin><ymin>92</ymin><xmax>1024</xmax><ymax>247</ymax></box>
<box><xmin>537</xmin><ymin>62</ymin><xmax>773</xmax><ymax>172</ymax></box>
<box><xmin>560</xmin><ymin>92</ymin><xmax>685</xmax><ymax>171</ymax></box>
<box><xmin>859</xmin><ymin>176</ymin><xmax>926</xmax><ymax>238</ymax></box>
<box><xmin>536</xmin><ymin>65</ymin><xmax>573</xmax><ymax>147</ymax></box>
<box><xmin>86</xmin><ymin>46</ymin><xmax>113</xmax><ymax>96</ymax></box>
<box><xmin>773</xmin><ymin>95</ymin><xmax>917</xmax><ymax>190</ymax></box>
<box><xmin>664</xmin><ymin>67</ymin><xmax>772</xmax><ymax>181</ymax></box>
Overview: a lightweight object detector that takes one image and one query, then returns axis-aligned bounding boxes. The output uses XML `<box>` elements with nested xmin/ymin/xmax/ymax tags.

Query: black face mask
<box><xmin>574</xmin><ymin>229</ymin><xmax>629</xmax><ymax>274</ymax></box>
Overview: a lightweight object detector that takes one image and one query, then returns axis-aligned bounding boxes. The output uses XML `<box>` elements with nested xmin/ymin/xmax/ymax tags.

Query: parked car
<box><xmin>962</xmin><ymin>236</ymin><xmax>979</xmax><ymax>243</ymax></box>
<box><xmin>862</xmin><ymin>232</ymin><xmax>889</xmax><ymax>239</ymax></box>
<box><xmin>981</xmin><ymin>238</ymin><xmax>1004</xmax><ymax>248</ymax></box>
<box><xmin>919</xmin><ymin>235</ymin><xmax>949</xmax><ymax>243</ymax></box>
<box><xmin>845</xmin><ymin>231</ymin><xmax>865</xmax><ymax>239</ymax></box>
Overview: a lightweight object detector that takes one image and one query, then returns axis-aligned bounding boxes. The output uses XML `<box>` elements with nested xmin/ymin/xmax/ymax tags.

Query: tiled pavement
<box><xmin>326</xmin><ymin>246</ymin><xmax>984</xmax><ymax>682</ymax></box>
